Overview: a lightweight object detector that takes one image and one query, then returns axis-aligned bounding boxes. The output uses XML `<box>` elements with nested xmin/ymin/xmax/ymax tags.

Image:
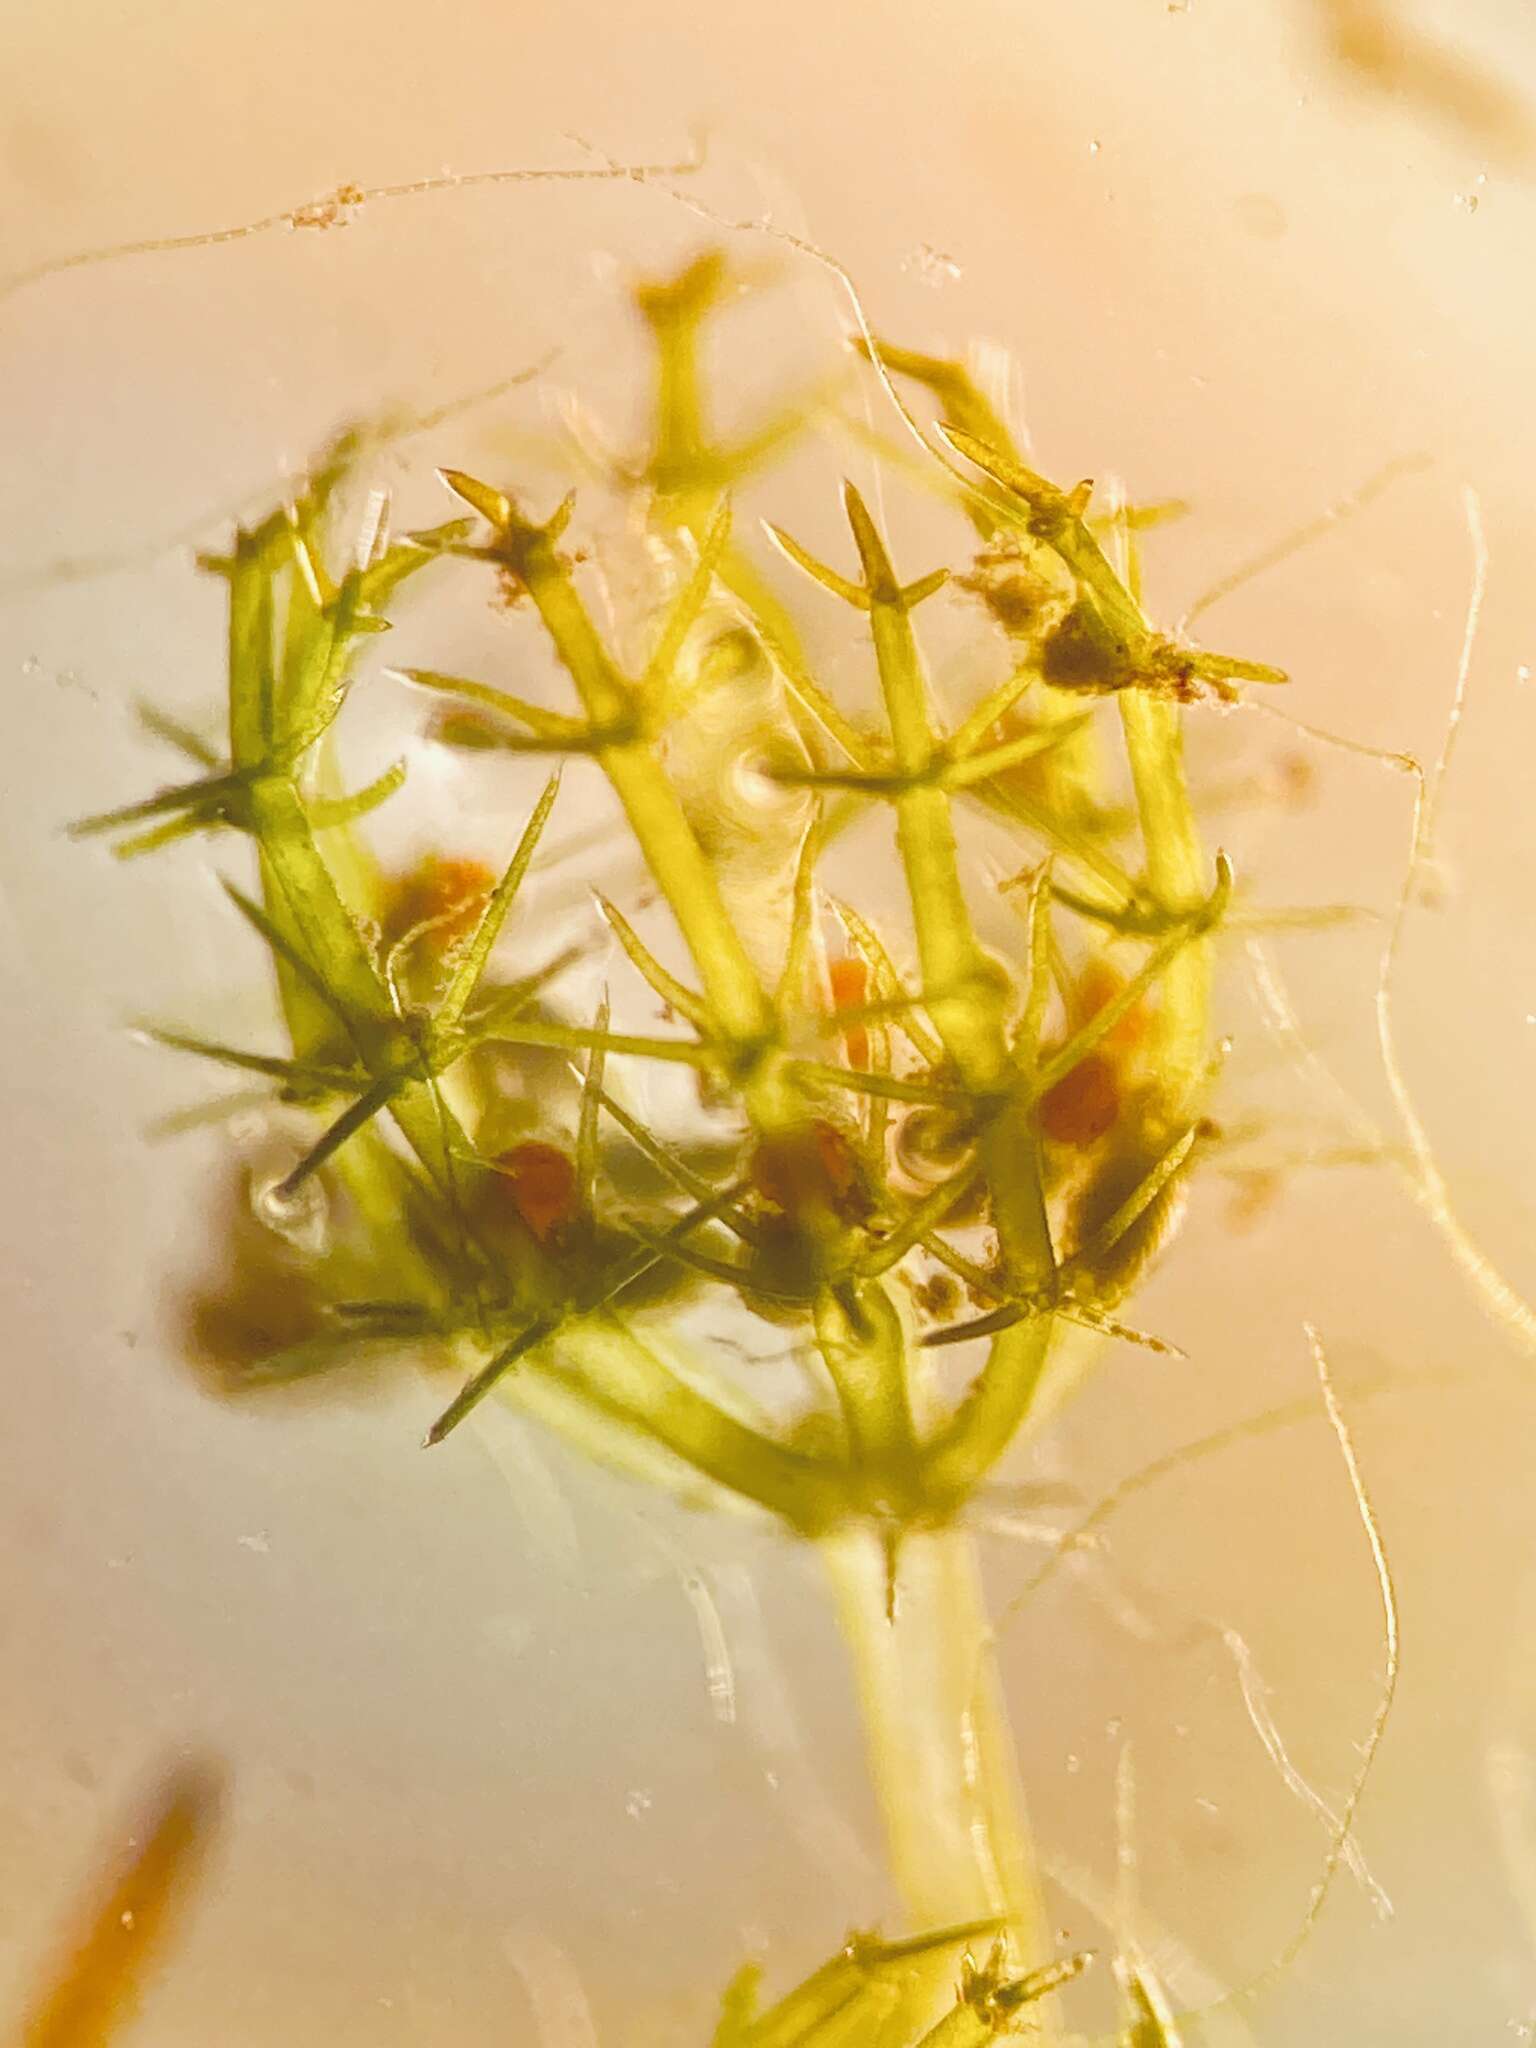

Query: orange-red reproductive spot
<box><xmin>490</xmin><ymin>1142</ymin><xmax>580</xmax><ymax>1245</ymax></box>
<box><xmin>384</xmin><ymin>855</ymin><xmax>495</xmax><ymax>951</ymax></box>
<box><xmin>1071</xmin><ymin>960</ymin><xmax>1148</xmax><ymax>1054</ymax></box>
<box><xmin>751</xmin><ymin>1122</ymin><xmax>867</xmax><ymax>1224</ymax></box>
<box><xmin>826</xmin><ymin>956</ymin><xmax>870</xmax><ymax>1069</ymax></box>
<box><xmin>1037</xmin><ymin>1052</ymin><xmax>1121</xmax><ymax>1146</ymax></box>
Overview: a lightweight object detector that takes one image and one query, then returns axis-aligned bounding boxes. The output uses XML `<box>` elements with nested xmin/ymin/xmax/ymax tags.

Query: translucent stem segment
<box><xmin>842</xmin><ymin>485</ymin><xmax>1055</xmax><ymax>1294</ymax></box>
<box><xmin>488</xmin><ymin>493</ymin><xmax>778</xmax><ymax>1058</ymax></box>
<box><xmin>820</xmin><ymin>1525</ymin><xmax>1053</xmax><ymax>1989</ymax></box>
<box><xmin>1119</xmin><ymin>692</ymin><xmax>1210</xmax><ymax>1116</ymax></box>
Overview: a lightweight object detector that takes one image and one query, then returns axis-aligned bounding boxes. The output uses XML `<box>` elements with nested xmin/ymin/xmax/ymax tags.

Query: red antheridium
<box><xmin>1072</xmin><ymin>958</ymin><xmax>1149</xmax><ymax>1053</ymax></box>
<box><xmin>826</xmin><ymin>955</ymin><xmax>872</xmax><ymax>1070</ymax></box>
<box><xmin>1037</xmin><ymin>1052</ymin><xmax>1120</xmax><ymax>1147</ymax></box>
<box><xmin>750</xmin><ymin>1120</ymin><xmax>872</xmax><ymax>1228</ymax></box>
<box><xmin>485</xmin><ymin>1140</ymin><xmax>582</xmax><ymax>1247</ymax></box>
<box><xmin>1036</xmin><ymin>960</ymin><xmax>1149</xmax><ymax>1147</ymax></box>
<box><xmin>381</xmin><ymin>854</ymin><xmax>496</xmax><ymax>952</ymax></box>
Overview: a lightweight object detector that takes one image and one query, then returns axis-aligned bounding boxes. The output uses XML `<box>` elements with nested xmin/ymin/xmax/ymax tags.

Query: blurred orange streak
<box><xmin>17</xmin><ymin>1761</ymin><xmax>224</xmax><ymax>2048</ymax></box>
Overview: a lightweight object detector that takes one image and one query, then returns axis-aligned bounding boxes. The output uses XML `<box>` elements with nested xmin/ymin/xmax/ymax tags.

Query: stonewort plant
<box><xmin>52</xmin><ymin>238</ymin><xmax>1404</xmax><ymax>2047</ymax></box>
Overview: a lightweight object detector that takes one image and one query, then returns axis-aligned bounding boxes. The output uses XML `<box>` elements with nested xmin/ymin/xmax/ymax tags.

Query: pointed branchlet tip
<box><xmin>195</xmin><ymin>503</ymin><xmax>289</xmax><ymax>579</ymax></box>
<box><xmin>848</xmin><ymin>331</ymin><xmax>956</xmax><ymax>387</ymax></box>
<box><xmin>284</xmin><ymin>513</ymin><xmax>330</xmax><ymax>609</ymax></box>
<box><xmin>1113</xmin><ymin>1953</ymin><xmax>1181</xmax><ymax>2042</ymax></box>
<box><xmin>763</xmin><ymin>517</ymin><xmax>869</xmax><ymax>611</ymax></box>
<box><xmin>847</xmin><ymin>331</ymin><xmax>885</xmax><ymax>365</ymax></box>
<box><xmin>421</xmin><ymin>1316</ymin><xmax>553</xmax><ymax>1448</ymax></box>
<box><xmin>960</xmin><ymin>1939</ymin><xmax>1094</xmax><ymax>2022</ymax></box>
<box><xmin>937</xmin><ymin>420</ymin><xmax>1063</xmax><ymax>511</ymax></box>
<box><xmin>711</xmin><ymin>1956</ymin><xmax>763</xmax><ymax>2048</ymax></box>
<box><xmin>1206</xmin><ymin>848</ymin><xmax>1236</xmax><ymax>923</ymax></box>
<box><xmin>1186</xmin><ymin>644</ymin><xmax>1289</xmax><ymax>690</ymax></box>
<box><xmin>901</xmin><ymin>566</ymin><xmax>950</xmax><ymax>608</ymax></box>
<box><xmin>942</xmin><ymin>424</ymin><xmax>1285</xmax><ymax>698</ymax></box>
<box><xmin>633</xmin><ymin>246</ymin><xmax>731</xmax><ymax>328</ymax></box>
<box><xmin>842</xmin><ymin>480</ymin><xmax>950</xmax><ymax>610</ymax></box>
<box><xmin>765</xmin><ymin>488</ymin><xmax>947</xmax><ymax>615</ymax></box>
<box><xmin>543</xmin><ymin>488</ymin><xmax>577</xmax><ymax>545</ymax></box>
<box><xmin>1043</xmin><ymin>848</ymin><xmax>1231</xmax><ymax>943</ymax></box>
<box><xmin>421</xmin><ymin>1382</ymin><xmax>477</xmax><ymax>1451</ymax></box>
<box><xmin>844</xmin><ymin>1917</ymin><xmax>1007</xmax><ymax>1971</ymax></box>
<box><xmin>439</xmin><ymin>467</ymin><xmax>513</xmax><ymax>530</ymax></box>
<box><xmin>840</xmin><ymin>480</ymin><xmax>898</xmax><ymax>603</ymax></box>
<box><xmin>448</xmin><ymin>468</ymin><xmax>581</xmax><ymax>540</ymax></box>
<box><xmin>439</xmin><ymin>473</ymin><xmax>575</xmax><ymax>585</ymax></box>
<box><xmin>696</xmin><ymin>492</ymin><xmax>733</xmax><ymax>560</ymax></box>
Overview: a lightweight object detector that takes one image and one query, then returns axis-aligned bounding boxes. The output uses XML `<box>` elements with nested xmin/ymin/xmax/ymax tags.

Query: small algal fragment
<box><xmin>901</xmin><ymin>243</ymin><xmax>962</xmax><ymax>288</ymax></box>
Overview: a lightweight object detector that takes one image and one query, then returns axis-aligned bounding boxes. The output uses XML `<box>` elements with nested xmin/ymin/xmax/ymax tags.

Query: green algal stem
<box><xmin>828</xmin><ymin>494</ymin><xmax>1058</xmax><ymax>2004</ymax></box>
<box><xmin>637</xmin><ymin>252</ymin><xmax>830</xmax><ymax>737</ymax></box>
<box><xmin>821</xmin><ymin>1526</ymin><xmax>1052</xmax><ymax>1984</ymax></box>
<box><xmin>224</xmin><ymin>518</ymin><xmax>824</xmax><ymax>1511</ymax></box>
<box><xmin>245</xmin><ymin>776</ymin><xmax>467</xmax><ymax>1191</ymax></box>
<box><xmin>812</xmin><ymin>1283</ymin><xmax>916</xmax><ymax>1487</ymax></box>
<box><xmin>525</xmin><ymin>1318</ymin><xmax>845</xmax><ymax>1529</ymax></box>
<box><xmin>1100</xmin><ymin>487</ymin><xmax>1216</xmax><ymax>1122</ymax></box>
<box><xmin>220</xmin><ymin>528</ymin><xmax>468</xmax><ymax>1205</ymax></box>
<box><xmin>637</xmin><ymin>251</ymin><xmax>720</xmax><ymax>497</ymax></box>
<box><xmin>1118</xmin><ymin>692</ymin><xmax>1210</xmax><ymax>1116</ymax></box>
<box><xmin>501</xmin><ymin>508</ymin><xmax>783</xmax><ymax>1069</ymax></box>
<box><xmin>917</xmin><ymin>1316</ymin><xmax>1055</xmax><ymax>1515</ymax></box>
<box><xmin>844</xmin><ymin>484</ymin><xmax>1054</xmax><ymax>1294</ymax></box>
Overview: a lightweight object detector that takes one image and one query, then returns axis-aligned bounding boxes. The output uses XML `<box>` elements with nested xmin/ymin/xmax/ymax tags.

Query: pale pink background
<box><xmin>3</xmin><ymin>2</ymin><xmax>1536</xmax><ymax>2041</ymax></box>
